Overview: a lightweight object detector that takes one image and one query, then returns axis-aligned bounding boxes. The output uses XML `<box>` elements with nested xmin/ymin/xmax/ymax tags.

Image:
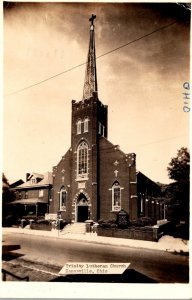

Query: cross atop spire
<box><xmin>89</xmin><ymin>14</ymin><xmax>96</xmax><ymax>26</ymax></box>
<box><xmin>82</xmin><ymin>14</ymin><xmax>98</xmax><ymax>100</ymax></box>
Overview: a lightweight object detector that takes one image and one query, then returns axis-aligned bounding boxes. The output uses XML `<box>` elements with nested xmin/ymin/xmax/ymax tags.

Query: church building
<box><xmin>50</xmin><ymin>15</ymin><xmax>163</xmax><ymax>223</ymax></box>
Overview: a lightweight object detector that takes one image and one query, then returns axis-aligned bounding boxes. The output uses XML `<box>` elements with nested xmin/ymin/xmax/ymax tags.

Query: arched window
<box><xmin>77</xmin><ymin>120</ymin><xmax>82</xmax><ymax>134</ymax></box>
<box><xmin>59</xmin><ymin>187</ymin><xmax>67</xmax><ymax>211</ymax></box>
<box><xmin>77</xmin><ymin>141</ymin><xmax>88</xmax><ymax>179</ymax></box>
<box><xmin>84</xmin><ymin>118</ymin><xmax>89</xmax><ymax>133</ymax></box>
<box><xmin>112</xmin><ymin>181</ymin><xmax>121</xmax><ymax>211</ymax></box>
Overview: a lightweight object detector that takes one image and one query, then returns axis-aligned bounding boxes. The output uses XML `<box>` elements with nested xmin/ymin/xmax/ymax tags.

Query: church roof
<box><xmin>136</xmin><ymin>171</ymin><xmax>161</xmax><ymax>188</ymax></box>
<box><xmin>100</xmin><ymin>137</ymin><xmax>159</xmax><ymax>186</ymax></box>
<box><xmin>99</xmin><ymin>136</ymin><xmax>134</xmax><ymax>158</ymax></box>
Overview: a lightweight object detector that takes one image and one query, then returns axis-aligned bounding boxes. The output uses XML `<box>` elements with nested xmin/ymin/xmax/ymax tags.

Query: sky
<box><xmin>3</xmin><ymin>2</ymin><xmax>190</xmax><ymax>184</ymax></box>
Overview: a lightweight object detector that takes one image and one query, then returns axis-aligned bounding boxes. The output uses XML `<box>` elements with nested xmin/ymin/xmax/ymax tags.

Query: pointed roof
<box><xmin>15</xmin><ymin>172</ymin><xmax>53</xmax><ymax>189</ymax></box>
<box><xmin>82</xmin><ymin>14</ymin><xmax>98</xmax><ymax>100</ymax></box>
<box><xmin>28</xmin><ymin>172</ymin><xmax>44</xmax><ymax>180</ymax></box>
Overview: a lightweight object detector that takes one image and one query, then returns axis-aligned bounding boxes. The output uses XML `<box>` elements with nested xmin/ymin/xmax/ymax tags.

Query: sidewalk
<box><xmin>2</xmin><ymin>227</ymin><xmax>189</xmax><ymax>254</ymax></box>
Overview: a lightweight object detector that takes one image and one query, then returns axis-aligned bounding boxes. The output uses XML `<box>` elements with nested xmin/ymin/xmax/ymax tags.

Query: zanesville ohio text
<box><xmin>59</xmin><ymin>263</ymin><xmax>130</xmax><ymax>275</ymax></box>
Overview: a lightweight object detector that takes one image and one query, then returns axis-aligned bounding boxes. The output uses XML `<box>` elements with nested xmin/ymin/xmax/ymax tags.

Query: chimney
<box><xmin>26</xmin><ymin>173</ymin><xmax>30</xmax><ymax>182</ymax></box>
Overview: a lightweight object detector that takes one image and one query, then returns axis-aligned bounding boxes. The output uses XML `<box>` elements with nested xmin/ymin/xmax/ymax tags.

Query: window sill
<box><xmin>110</xmin><ymin>209</ymin><xmax>121</xmax><ymax>213</ymax></box>
<box><xmin>60</xmin><ymin>208</ymin><xmax>66</xmax><ymax>212</ymax></box>
<box><xmin>76</xmin><ymin>177</ymin><xmax>89</xmax><ymax>182</ymax></box>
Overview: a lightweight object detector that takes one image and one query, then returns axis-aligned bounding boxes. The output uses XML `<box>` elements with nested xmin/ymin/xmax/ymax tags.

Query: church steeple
<box><xmin>82</xmin><ymin>14</ymin><xmax>98</xmax><ymax>100</ymax></box>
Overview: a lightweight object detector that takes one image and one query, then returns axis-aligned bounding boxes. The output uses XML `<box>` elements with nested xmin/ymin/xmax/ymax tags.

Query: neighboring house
<box><xmin>10</xmin><ymin>172</ymin><xmax>53</xmax><ymax>219</ymax></box>
<box><xmin>49</xmin><ymin>16</ymin><xmax>164</xmax><ymax>223</ymax></box>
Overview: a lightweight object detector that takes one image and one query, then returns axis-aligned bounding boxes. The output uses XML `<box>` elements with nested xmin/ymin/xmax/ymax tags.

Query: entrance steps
<box><xmin>61</xmin><ymin>222</ymin><xmax>86</xmax><ymax>235</ymax></box>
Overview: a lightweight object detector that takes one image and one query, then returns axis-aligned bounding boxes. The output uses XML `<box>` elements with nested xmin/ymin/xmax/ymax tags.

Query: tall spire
<box><xmin>82</xmin><ymin>14</ymin><xmax>98</xmax><ymax>100</ymax></box>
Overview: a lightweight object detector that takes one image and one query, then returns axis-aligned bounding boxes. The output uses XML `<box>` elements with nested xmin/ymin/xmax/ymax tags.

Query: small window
<box><xmin>18</xmin><ymin>192</ymin><xmax>22</xmax><ymax>199</ymax></box>
<box><xmin>25</xmin><ymin>191</ymin><xmax>28</xmax><ymax>199</ymax></box>
<box><xmin>140</xmin><ymin>193</ymin><xmax>145</xmax><ymax>214</ymax></box>
<box><xmin>141</xmin><ymin>199</ymin><xmax>143</xmax><ymax>213</ymax></box>
<box><xmin>84</xmin><ymin>118</ymin><xmax>89</xmax><ymax>133</ymax></box>
<box><xmin>98</xmin><ymin>122</ymin><xmax>105</xmax><ymax>136</ymax></box>
<box><xmin>77</xmin><ymin>120</ymin><xmax>81</xmax><ymax>134</ymax></box>
<box><xmin>102</xmin><ymin>125</ymin><xmax>105</xmax><ymax>137</ymax></box>
<box><xmin>31</xmin><ymin>178</ymin><xmax>36</xmax><ymax>184</ymax></box>
<box><xmin>98</xmin><ymin>122</ymin><xmax>102</xmax><ymax>135</ymax></box>
<box><xmin>112</xmin><ymin>181</ymin><xmax>121</xmax><ymax>211</ymax></box>
<box><xmin>39</xmin><ymin>190</ymin><xmax>44</xmax><ymax>197</ymax></box>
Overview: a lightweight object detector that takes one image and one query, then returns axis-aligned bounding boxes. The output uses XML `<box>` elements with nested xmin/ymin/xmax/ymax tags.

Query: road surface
<box><xmin>2</xmin><ymin>232</ymin><xmax>189</xmax><ymax>283</ymax></box>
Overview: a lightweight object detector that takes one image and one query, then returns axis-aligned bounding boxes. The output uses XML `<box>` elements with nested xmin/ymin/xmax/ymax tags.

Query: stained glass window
<box><xmin>60</xmin><ymin>187</ymin><xmax>67</xmax><ymax>211</ymax></box>
<box><xmin>112</xmin><ymin>181</ymin><xmax>121</xmax><ymax>211</ymax></box>
<box><xmin>77</xmin><ymin>141</ymin><xmax>88</xmax><ymax>178</ymax></box>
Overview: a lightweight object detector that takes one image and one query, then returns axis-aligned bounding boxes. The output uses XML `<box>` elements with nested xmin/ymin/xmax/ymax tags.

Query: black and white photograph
<box><xmin>1</xmin><ymin>1</ymin><xmax>190</xmax><ymax>298</ymax></box>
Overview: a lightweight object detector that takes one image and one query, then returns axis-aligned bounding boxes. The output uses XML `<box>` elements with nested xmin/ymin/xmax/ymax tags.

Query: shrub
<box><xmin>110</xmin><ymin>223</ymin><xmax>118</xmax><ymax>228</ymax></box>
<box><xmin>98</xmin><ymin>218</ymin><xmax>117</xmax><ymax>228</ymax></box>
<box><xmin>3</xmin><ymin>214</ymin><xmax>20</xmax><ymax>227</ymax></box>
<box><xmin>131</xmin><ymin>217</ymin><xmax>156</xmax><ymax>227</ymax></box>
<box><xmin>98</xmin><ymin>219</ymin><xmax>104</xmax><ymax>225</ymax></box>
<box><xmin>36</xmin><ymin>219</ymin><xmax>51</xmax><ymax>225</ymax></box>
<box><xmin>98</xmin><ymin>218</ymin><xmax>116</xmax><ymax>224</ymax></box>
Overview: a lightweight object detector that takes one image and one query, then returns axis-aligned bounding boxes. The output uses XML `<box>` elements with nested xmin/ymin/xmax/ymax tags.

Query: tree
<box><xmin>2</xmin><ymin>173</ymin><xmax>16</xmax><ymax>226</ymax></box>
<box><xmin>167</xmin><ymin>147</ymin><xmax>190</xmax><ymax>225</ymax></box>
<box><xmin>167</xmin><ymin>147</ymin><xmax>190</xmax><ymax>182</ymax></box>
<box><xmin>2</xmin><ymin>173</ymin><xmax>11</xmax><ymax>202</ymax></box>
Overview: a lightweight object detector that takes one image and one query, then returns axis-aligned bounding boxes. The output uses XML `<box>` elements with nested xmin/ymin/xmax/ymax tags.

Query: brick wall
<box><xmin>51</xmin><ymin>149</ymin><xmax>72</xmax><ymax>221</ymax></box>
<box><xmin>97</xmin><ymin>226</ymin><xmax>159</xmax><ymax>242</ymax></box>
<box><xmin>99</xmin><ymin>138</ymin><xmax>138</xmax><ymax>221</ymax></box>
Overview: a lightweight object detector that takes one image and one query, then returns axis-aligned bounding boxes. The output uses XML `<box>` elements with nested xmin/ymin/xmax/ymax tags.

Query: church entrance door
<box><xmin>77</xmin><ymin>194</ymin><xmax>89</xmax><ymax>222</ymax></box>
<box><xmin>77</xmin><ymin>206</ymin><xmax>88</xmax><ymax>222</ymax></box>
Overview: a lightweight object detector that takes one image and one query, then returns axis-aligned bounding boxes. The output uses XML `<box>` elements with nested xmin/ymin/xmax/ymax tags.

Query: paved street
<box><xmin>2</xmin><ymin>232</ymin><xmax>189</xmax><ymax>283</ymax></box>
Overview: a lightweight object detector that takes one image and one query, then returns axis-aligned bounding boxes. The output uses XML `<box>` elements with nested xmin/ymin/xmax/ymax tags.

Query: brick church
<box><xmin>49</xmin><ymin>15</ymin><xmax>163</xmax><ymax>223</ymax></box>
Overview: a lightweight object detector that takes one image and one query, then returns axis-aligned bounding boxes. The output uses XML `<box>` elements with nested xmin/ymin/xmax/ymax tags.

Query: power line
<box><xmin>5</xmin><ymin>21</ymin><xmax>177</xmax><ymax>97</ymax></box>
<box><xmin>98</xmin><ymin>134</ymin><xmax>188</xmax><ymax>154</ymax></box>
<box><xmin>134</xmin><ymin>134</ymin><xmax>189</xmax><ymax>148</ymax></box>
<box><xmin>5</xmin><ymin>61</ymin><xmax>87</xmax><ymax>96</ymax></box>
<box><xmin>96</xmin><ymin>21</ymin><xmax>176</xmax><ymax>60</ymax></box>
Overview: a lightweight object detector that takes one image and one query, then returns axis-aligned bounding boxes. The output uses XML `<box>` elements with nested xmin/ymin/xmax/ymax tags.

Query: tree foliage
<box><xmin>2</xmin><ymin>173</ymin><xmax>10</xmax><ymax>202</ymax></box>
<box><xmin>166</xmin><ymin>147</ymin><xmax>190</xmax><ymax>224</ymax></box>
<box><xmin>2</xmin><ymin>173</ymin><xmax>16</xmax><ymax>203</ymax></box>
<box><xmin>167</xmin><ymin>147</ymin><xmax>190</xmax><ymax>182</ymax></box>
<box><xmin>2</xmin><ymin>173</ymin><xmax>16</xmax><ymax>226</ymax></box>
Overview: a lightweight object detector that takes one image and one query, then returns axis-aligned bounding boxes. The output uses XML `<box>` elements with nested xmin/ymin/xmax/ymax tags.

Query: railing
<box><xmin>2</xmin><ymin>269</ymin><xmax>29</xmax><ymax>281</ymax></box>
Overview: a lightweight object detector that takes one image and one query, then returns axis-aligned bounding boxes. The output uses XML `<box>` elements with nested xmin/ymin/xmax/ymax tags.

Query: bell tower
<box><xmin>70</xmin><ymin>15</ymin><xmax>108</xmax><ymax>222</ymax></box>
<box><xmin>52</xmin><ymin>14</ymin><xmax>139</xmax><ymax>224</ymax></box>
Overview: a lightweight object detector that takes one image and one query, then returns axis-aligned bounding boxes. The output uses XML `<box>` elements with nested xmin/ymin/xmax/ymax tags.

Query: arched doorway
<box><xmin>77</xmin><ymin>193</ymin><xmax>89</xmax><ymax>222</ymax></box>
